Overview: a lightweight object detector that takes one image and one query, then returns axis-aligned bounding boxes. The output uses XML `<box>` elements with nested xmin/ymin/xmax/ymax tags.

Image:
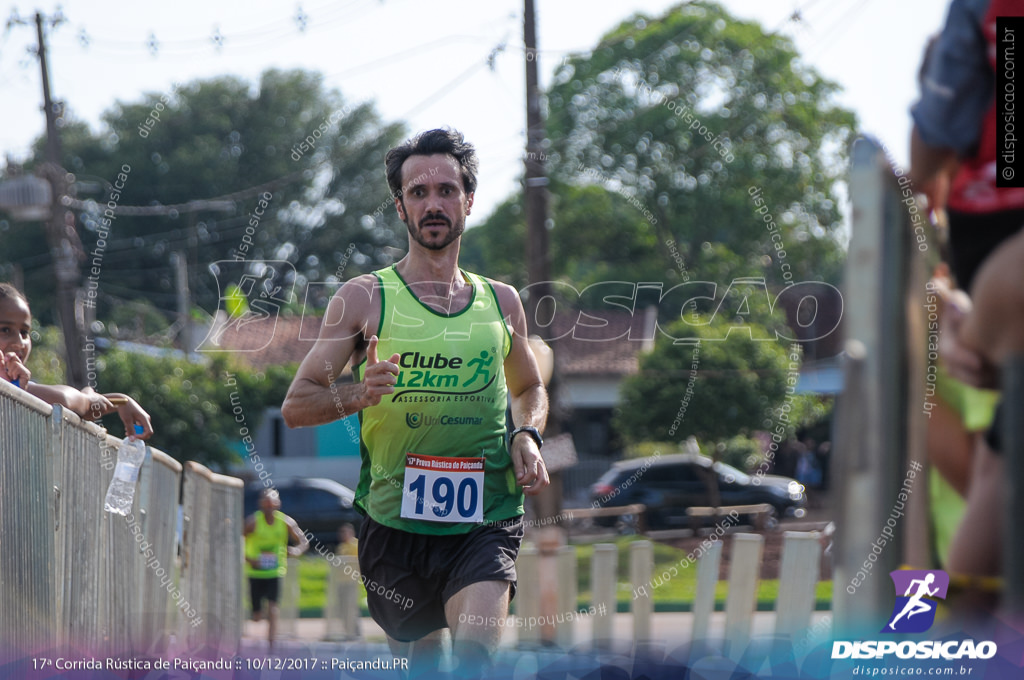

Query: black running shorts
<box><xmin>249</xmin><ymin>576</ymin><xmax>280</xmax><ymax>610</ymax></box>
<box><xmin>357</xmin><ymin>515</ymin><xmax>524</xmax><ymax>642</ymax></box>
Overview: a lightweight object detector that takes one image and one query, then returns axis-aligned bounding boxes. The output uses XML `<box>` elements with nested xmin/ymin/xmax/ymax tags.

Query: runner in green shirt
<box><xmin>243</xmin><ymin>488</ymin><xmax>308</xmax><ymax>650</ymax></box>
<box><xmin>283</xmin><ymin>129</ymin><xmax>549</xmax><ymax>674</ymax></box>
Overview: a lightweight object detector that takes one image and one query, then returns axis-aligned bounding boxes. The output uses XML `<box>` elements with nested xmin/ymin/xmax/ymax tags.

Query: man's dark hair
<box><xmin>385</xmin><ymin>128</ymin><xmax>479</xmax><ymax>198</ymax></box>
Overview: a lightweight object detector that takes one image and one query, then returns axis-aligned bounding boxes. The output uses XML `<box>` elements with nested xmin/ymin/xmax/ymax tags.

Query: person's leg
<box><xmin>358</xmin><ymin>517</ymin><xmax>449</xmax><ymax>674</ymax></box>
<box><xmin>267</xmin><ymin>602</ymin><xmax>279</xmax><ymax>647</ymax></box>
<box><xmin>959</xmin><ymin>228</ymin><xmax>1024</xmax><ymax>373</ymax></box>
<box><xmin>387</xmin><ymin>629</ymin><xmax>446</xmax><ymax>675</ymax></box>
<box><xmin>945</xmin><ymin>229</ymin><xmax>1024</xmax><ymax>606</ymax></box>
<box><xmin>250</xmin><ymin>578</ymin><xmax>264</xmax><ymax>621</ymax></box>
<box><xmin>927</xmin><ymin>394</ymin><xmax>974</xmax><ymax>496</ymax></box>
<box><xmin>266</xmin><ymin>577</ymin><xmax>282</xmax><ymax>650</ymax></box>
<box><xmin>947</xmin><ymin>436</ymin><xmax>1004</xmax><ymax>577</ymax></box>
<box><xmin>445</xmin><ymin>580</ymin><xmax>510</xmax><ymax>674</ymax></box>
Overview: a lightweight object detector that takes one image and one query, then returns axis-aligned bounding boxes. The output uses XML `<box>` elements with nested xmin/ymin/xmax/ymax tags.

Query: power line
<box><xmin>54</xmin><ymin>0</ymin><xmax>368</xmax><ymax>58</ymax></box>
<box><xmin>64</xmin><ymin>168</ymin><xmax>310</xmax><ymax>217</ymax></box>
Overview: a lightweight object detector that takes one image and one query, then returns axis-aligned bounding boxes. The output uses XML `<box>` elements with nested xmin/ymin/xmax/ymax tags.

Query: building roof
<box><xmin>200</xmin><ymin>312</ymin><xmax>325</xmax><ymax>370</ymax></box>
<box><xmin>548</xmin><ymin>307</ymin><xmax>658</xmax><ymax>376</ymax></box>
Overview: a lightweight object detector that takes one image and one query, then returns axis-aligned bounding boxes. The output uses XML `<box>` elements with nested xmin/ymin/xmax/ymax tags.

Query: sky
<box><xmin>0</xmin><ymin>0</ymin><xmax>950</xmax><ymax>223</ymax></box>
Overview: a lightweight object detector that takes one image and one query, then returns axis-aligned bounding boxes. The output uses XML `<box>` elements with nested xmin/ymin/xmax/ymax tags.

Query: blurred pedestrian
<box><xmin>244</xmin><ymin>488</ymin><xmax>308</xmax><ymax>650</ymax></box>
<box><xmin>336</xmin><ymin>522</ymin><xmax>358</xmax><ymax>557</ymax></box>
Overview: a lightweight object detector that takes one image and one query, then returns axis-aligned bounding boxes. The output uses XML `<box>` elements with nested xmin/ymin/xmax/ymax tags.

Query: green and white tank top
<box><xmin>352</xmin><ymin>265</ymin><xmax>521</xmax><ymax>534</ymax></box>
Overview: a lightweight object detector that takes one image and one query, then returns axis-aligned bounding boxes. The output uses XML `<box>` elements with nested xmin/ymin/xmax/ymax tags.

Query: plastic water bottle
<box><xmin>104</xmin><ymin>425</ymin><xmax>146</xmax><ymax>515</ymax></box>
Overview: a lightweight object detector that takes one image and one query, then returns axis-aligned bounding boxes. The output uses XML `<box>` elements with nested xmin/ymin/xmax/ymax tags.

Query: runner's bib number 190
<box><xmin>400</xmin><ymin>454</ymin><xmax>485</xmax><ymax>523</ymax></box>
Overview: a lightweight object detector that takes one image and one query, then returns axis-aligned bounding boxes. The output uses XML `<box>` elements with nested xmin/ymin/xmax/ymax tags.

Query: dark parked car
<box><xmin>243</xmin><ymin>477</ymin><xmax>362</xmax><ymax>549</ymax></box>
<box><xmin>589</xmin><ymin>454</ymin><xmax>806</xmax><ymax>530</ymax></box>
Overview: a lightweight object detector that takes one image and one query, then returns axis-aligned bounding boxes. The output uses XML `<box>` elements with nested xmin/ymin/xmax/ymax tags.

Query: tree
<box><xmin>614</xmin><ymin>316</ymin><xmax>792</xmax><ymax>444</ymax></box>
<box><xmin>96</xmin><ymin>350</ymin><xmax>295</xmax><ymax>468</ymax></box>
<box><xmin>471</xmin><ymin>1</ymin><xmax>855</xmax><ymax>293</ymax></box>
<box><xmin>461</xmin><ymin>181</ymin><xmax>670</xmax><ymax>289</ymax></box>
<box><xmin>7</xmin><ymin>69</ymin><xmax>407</xmax><ymax>329</ymax></box>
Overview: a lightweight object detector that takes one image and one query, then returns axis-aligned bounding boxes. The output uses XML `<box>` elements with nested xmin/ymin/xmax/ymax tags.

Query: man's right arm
<box><xmin>282</xmin><ymin>276</ymin><xmax>399</xmax><ymax>428</ymax></box>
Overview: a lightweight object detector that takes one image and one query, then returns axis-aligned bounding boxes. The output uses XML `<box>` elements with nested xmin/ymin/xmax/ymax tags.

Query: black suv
<box><xmin>589</xmin><ymin>454</ymin><xmax>806</xmax><ymax>530</ymax></box>
<box><xmin>243</xmin><ymin>477</ymin><xmax>362</xmax><ymax>549</ymax></box>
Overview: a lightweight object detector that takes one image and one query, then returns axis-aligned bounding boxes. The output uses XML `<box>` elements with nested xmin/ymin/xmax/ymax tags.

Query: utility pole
<box><xmin>523</xmin><ymin>0</ymin><xmax>551</xmax><ymax>331</ymax></box>
<box><xmin>523</xmin><ymin>12</ymin><xmax>566</xmax><ymax>629</ymax></box>
<box><xmin>23</xmin><ymin>10</ymin><xmax>87</xmax><ymax>386</ymax></box>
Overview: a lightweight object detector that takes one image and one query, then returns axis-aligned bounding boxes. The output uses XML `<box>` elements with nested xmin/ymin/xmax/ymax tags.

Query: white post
<box><xmin>630</xmin><ymin>540</ymin><xmax>653</xmax><ymax>646</ymax></box>
<box><xmin>692</xmin><ymin>539</ymin><xmax>722</xmax><ymax>640</ymax></box>
<box><xmin>724</xmin><ymin>534</ymin><xmax>763</xmax><ymax>657</ymax></box>
<box><xmin>555</xmin><ymin>545</ymin><xmax>577</xmax><ymax>648</ymax></box>
<box><xmin>591</xmin><ymin>544</ymin><xmax>617</xmax><ymax>647</ymax></box>
<box><xmin>277</xmin><ymin>558</ymin><xmax>300</xmax><ymax>638</ymax></box>
<box><xmin>337</xmin><ymin>555</ymin><xmax>361</xmax><ymax>640</ymax></box>
<box><xmin>516</xmin><ymin>545</ymin><xmax>540</xmax><ymax>645</ymax></box>
<box><xmin>775</xmin><ymin>532</ymin><xmax>822</xmax><ymax>639</ymax></box>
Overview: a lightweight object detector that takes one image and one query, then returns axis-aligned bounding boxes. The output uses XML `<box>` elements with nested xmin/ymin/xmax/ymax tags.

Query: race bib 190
<box><xmin>400</xmin><ymin>454</ymin><xmax>485</xmax><ymax>523</ymax></box>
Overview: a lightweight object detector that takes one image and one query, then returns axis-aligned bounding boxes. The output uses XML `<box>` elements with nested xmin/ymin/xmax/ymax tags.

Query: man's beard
<box><xmin>405</xmin><ymin>211</ymin><xmax>465</xmax><ymax>251</ymax></box>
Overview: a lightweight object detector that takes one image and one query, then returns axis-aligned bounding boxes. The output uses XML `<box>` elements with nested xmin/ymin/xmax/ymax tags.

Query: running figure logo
<box><xmin>882</xmin><ymin>570</ymin><xmax>949</xmax><ymax>634</ymax></box>
<box><xmin>462</xmin><ymin>350</ymin><xmax>494</xmax><ymax>387</ymax></box>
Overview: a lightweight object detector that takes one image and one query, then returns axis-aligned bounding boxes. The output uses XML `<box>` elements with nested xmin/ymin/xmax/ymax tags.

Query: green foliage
<box><xmin>107</xmin><ymin>299</ymin><xmax>177</xmax><ymax>339</ymax></box>
<box><xmin>539</xmin><ymin>1</ymin><xmax>855</xmax><ymax>288</ymax></box>
<box><xmin>622</xmin><ymin>441</ymin><xmax>678</xmax><ymax>460</ymax></box>
<box><xmin>24</xmin><ymin>326</ymin><xmax>67</xmax><ymax>385</ymax></box>
<box><xmin>462</xmin><ymin>182</ymin><xmax>672</xmax><ymax>289</ymax></box>
<box><xmin>711</xmin><ymin>434</ymin><xmax>763</xmax><ymax>472</ymax></box>
<box><xmin>96</xmin><ymin>348</ymin><xmax>295</xmax><ymax>468</ymax></box>
<box><xmin>614</xmin><ymin>316</ymin><xmax>792</xmax><ymax>444</ymax></box>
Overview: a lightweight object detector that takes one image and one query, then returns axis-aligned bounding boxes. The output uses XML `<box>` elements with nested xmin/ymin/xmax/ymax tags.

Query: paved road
<box><xmin>241</xmin><ymin>610</ymin><xmax>833</xmax><ymax>659</ymax></box>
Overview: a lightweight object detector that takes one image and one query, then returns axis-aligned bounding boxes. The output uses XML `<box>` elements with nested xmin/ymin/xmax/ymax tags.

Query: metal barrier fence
<box><xmin>0</xmin><ymin>378</ymin><xmax>56</xmax><ymax>655</ymax></box>
<box><xmin>177</xmin><ymin>461</ymin><xmax>243</xmax><ymax>656</ymax></box>
<box><xmin>832</xmin><ymin>136</ymin><xmax>933</xmax><ymax>636</ymax></box>
<box><xmin>0</xmin><ymin>379</ymin><xmax>242</xmax><ymax>658</ymax></box>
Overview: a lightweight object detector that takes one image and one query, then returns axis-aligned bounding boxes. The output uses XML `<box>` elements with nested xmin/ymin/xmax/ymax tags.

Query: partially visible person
<box><xmin>0</xmin><ymin>282</ymin><xmax>153</xmax><ymax>438</ymax></box>
<box><xmin>333</xmin><ymin>522</ymin><xmax>362</xmax><ymax>640</ymax></box>
<box><xmin>910</xmin><ymin>0</ymin><xmax>1024</xmax><ymax>604</ymax></box>
<box><xmin>244</xmin><ymin>488</ymin><xmax>309</xmax><ymax>650</ymax></box>
<box><xmin>923</xmin><ymin>267</ymin><xmax>1000</xmax><ymax>568</ymax></box>
<box><xmin>336</xmin><ymin>522</ymin><xmax>358</xmax><ymax>558</ymax></box>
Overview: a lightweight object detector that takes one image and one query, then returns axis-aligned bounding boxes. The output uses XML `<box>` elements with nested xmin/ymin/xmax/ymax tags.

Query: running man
<box><xmin>888</xmin><ymin>573</ymin><xmax>940</xmax><ymax>630</ymax></box>
<box><xmin>282</xmin><ymin>128</ymin><xmax>549</xmax><ymax>673</ymax></box>
<box><xmin>244</xmin><ymin>488</ymin><xmax>309</xmax><ymax>650</ymax></box>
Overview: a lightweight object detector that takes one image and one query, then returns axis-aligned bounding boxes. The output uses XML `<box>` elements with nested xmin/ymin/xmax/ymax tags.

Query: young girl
<box><xmin>0</xmin><ymin>283</ymin><xmax>153</xmax><ymax>439</ymax></box>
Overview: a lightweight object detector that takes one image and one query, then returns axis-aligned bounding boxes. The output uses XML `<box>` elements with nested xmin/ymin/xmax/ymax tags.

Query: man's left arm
<box><xmin>285</xmin><ymin>516</ymin><xmax>309</xmax><ymax>557</ymax></box>
<box><xmin>494</xmin><ymin>282</ymin><xmax>550</xmax><ymax>495</ymax></box>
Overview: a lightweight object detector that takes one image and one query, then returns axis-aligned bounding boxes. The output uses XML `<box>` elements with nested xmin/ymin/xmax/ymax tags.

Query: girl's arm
<box><xmin>26</xmin><ymin>382</ymin><xmax>112</xmax><ymax>417</ymax></box>
<box><xmin>102</xmin><ymin>392</ymin><xmax>154</xmax><ymax>439</ymax></box>
<box><xmin>26</xmin><ymin>385</ymin><xmax>153</xmax><ymax>439</ymax></box>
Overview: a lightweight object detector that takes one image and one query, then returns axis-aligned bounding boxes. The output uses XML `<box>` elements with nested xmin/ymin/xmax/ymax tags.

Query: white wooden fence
<box><xmin>514</xmin><ymin>531</ymin><xmax>823</xmax><ymax>652</ymax></box>
<box><xmin>314</xmin><ymin>529</ymin><xmax>825</xmax><ymax>652</ymax></box>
